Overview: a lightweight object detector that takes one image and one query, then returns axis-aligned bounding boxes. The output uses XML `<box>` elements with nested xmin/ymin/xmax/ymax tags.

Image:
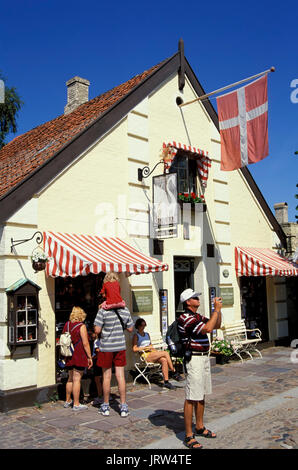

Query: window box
<box><xmin>178</xmin><ymin>194</ymin><xmax>207</xmax><ymax>212</ymax></box>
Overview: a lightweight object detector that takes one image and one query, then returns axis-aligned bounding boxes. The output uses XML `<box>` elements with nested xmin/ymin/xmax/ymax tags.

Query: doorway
<box><xmin>240</xmin><ymin>276</ymin><xmax>269</xmax><ymax>341</ymax></box>
<box><xmin>55</xmin><ymin>273</ymin><xmax>105</xmax><ymax>384</ymax></box>
<box><xmin>174</xmin><ymin>257</ymin><xmax>194</xmax><ymax>317</ymax></box>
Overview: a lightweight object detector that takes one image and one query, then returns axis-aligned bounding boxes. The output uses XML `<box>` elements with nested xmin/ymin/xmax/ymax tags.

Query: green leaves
<box><xmin>0</xmin><ymin>71</ymin><xmax>23</xmax><ymax>148</ymax></box>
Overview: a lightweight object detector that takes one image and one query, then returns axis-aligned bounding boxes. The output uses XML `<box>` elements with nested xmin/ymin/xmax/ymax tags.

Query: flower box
<box><xmin>211</xmin><ymin>352</ymin><xmax>230</xmax><ymax>365</ymax></box>
<box><xmin>178</xmin><ymin>193</ymin><xmax>207</xmax><ymax>211</ymax></box>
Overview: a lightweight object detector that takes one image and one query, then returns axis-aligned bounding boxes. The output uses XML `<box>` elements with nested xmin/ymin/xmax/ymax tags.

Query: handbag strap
<box><xmin>70</xmin><ymin>322</ymin><xmax>83</xmax><ymax>333</ymax></box>
<box><xmin>70</xmin><ymin>322</ymin><xmax>83</xmax><ymax>348</ymax></box>
<box><xmin>114</xmin><ymin>309</ymin><xmax>125</xmax><ymax>331</ymax></box>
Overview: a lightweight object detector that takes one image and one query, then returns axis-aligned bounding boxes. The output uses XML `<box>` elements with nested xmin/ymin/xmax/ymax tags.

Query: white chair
<box><xmin>133</xmin><ymin>338</ymin><xmax>165</xmax><ymax>389</ymax></box>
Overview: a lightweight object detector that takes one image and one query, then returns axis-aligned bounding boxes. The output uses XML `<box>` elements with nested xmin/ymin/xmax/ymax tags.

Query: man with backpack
<box><xmin>177</xmin><ymin>288</ymin><xmax>222</xmax><ymax>449</ymax></box>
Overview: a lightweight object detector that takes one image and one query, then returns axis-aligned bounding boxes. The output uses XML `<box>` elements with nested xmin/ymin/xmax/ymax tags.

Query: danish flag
<box><xmin>217</xmin><ymin>75</ymin><xmax>269</xmax><ymax>171</ymax></box>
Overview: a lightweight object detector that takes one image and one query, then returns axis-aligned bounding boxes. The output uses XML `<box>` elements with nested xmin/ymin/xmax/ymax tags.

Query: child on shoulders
<box><xmin>99</xmin><ymin>271</ymin><xmax>126</xmax><ymax>310</ymax></box>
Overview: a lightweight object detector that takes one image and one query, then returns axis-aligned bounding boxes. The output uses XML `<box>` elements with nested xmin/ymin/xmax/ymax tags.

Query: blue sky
<box><xmin>1</xmin><ymin>0</ymin><xmax>297</xmax><ymax>221</ymax></box>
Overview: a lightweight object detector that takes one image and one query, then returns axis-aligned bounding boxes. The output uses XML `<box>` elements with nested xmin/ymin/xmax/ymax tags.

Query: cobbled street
<box><xmin>1</xmin><ymin>346</ymin><xmax>297</xmax><ymax>450</ymax></box>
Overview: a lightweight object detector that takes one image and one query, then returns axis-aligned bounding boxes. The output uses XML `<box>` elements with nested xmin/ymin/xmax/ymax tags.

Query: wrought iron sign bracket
<box><xmin>10</xmin><ymin>231</ymin><xmax>43</xmax><ymax>253</ymax></box>
<box><xmin>138</xmin><ymin>161</ymin><xmax>165</xmax><ymax>182</ymax></box>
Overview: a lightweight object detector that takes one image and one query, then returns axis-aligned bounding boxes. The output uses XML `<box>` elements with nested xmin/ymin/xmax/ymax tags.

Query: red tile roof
<box><xmin>0</xmin><ymin>62</ymin><xmax>163</xmax><ymax>199</ymax></box>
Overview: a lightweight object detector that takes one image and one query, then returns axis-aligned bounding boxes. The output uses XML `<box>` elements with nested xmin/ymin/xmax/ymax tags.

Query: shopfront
<box><xmin>43</xmin><ymin>231</ymin><xmax>169</xmax><ymax>383</ymax></box>
<box><xmin>236</xmin><ymin>247</ymin><xmax>298</xmax><ymax>343</ymax></box>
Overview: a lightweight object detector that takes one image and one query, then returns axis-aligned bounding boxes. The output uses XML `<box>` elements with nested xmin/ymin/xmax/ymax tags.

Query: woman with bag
<box><xmin>63</xmin><ymin>306</ymin><xmax>93</xmax><ymax>410</ymax></box>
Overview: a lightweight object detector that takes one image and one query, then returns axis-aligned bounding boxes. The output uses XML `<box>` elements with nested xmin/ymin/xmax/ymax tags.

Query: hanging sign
<box><xmin>152</xmin><ymin>173</ymin><xmax>178</xmax><ymax>238</ymax></box>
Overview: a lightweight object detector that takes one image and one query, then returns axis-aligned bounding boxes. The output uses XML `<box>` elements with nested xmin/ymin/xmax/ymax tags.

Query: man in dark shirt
<box><xmin>177</xmin><ymin>288</ymin><xmax>222</xmax><ymax>449</ymax></box>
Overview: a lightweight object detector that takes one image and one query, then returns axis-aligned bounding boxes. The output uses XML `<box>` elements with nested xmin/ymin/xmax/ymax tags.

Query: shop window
<box><xmin>6</xmin><ymin>279</ymin><xmax>41</xmax><ymax>355</ymax></box>
<box><xmin>169</xmin><ymin>154</ymin><xmax>197</xmax><ymax>195</ymax></box>
<box><xmin>55</xmin><ymin>273</ymin><xmax>105</xmax><ymax>334</ymax></box>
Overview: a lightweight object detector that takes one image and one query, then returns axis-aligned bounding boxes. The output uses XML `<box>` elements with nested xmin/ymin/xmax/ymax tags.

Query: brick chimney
<box><xmin>274</xmin><ymin>202</ymin><xmax>288</xmax><ymax>225</ymax></box>
<box><xmin>64</xmin><ymin>76</ymin><xmax>90</xmax><ymax>115</ymax></box>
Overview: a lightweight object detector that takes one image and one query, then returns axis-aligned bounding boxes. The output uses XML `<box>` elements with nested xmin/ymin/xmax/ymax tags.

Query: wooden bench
<box><xmin>222</xmin><ymin>319</ymin><xmax>262</xmax><ymax>363</ymax></box>
<box><xmin>133</xmin><ymin>337</ymin><xmax>166</xmax><ymax>389</ymax></box>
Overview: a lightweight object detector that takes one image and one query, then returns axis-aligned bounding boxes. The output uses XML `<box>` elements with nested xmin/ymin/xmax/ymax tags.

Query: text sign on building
<box><xmin>132</xmin><ymin>290</ymin><xmax>153</xmax><ymax>313</ymax></box>
<box><xmin>219</xmin><ymin>287</ymin><xmax>234</xmax><ymax>306</ymax></box>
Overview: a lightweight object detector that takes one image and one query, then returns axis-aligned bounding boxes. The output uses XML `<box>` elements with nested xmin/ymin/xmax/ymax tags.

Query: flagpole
<box><xmin>179</xmin><ymin>66</ymin><xmax>275</xmax><ymax>108</ymax></box>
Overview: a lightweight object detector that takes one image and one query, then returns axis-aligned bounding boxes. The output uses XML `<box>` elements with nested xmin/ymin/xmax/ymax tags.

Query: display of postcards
<box><xmin>28</xmin><ymin>309</ymin><xmax>37</xmax><ymax>325</ymax></box>
<box><xmin>17</xmin><ymin>326</ymin><xmax>26</xmax><ymax>342</ymax></box>
<box><xmin>17</xmin><ymin>296</ymin><xmax>26</xmax><ymax>310</ymax></box>
<box><xmin>27</xmin><ymin>296</ymin><xmax>37</xmax><ymax>309</ymax></box>
<box><xmin>17</xmin><ymin>310</ymin><xmax>26</xmax><ymax>325</ymax></box>
<box><xmin>28</xmin><ymin>326</ymin><xmax>36</xmax><ymax>341</ymax></box>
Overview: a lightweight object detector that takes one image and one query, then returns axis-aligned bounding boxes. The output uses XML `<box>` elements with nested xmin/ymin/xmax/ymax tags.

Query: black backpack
<box><xmin>166</xmin><ymin>320</ymin><xmax>185</xmax><ymax>357</ymax></box>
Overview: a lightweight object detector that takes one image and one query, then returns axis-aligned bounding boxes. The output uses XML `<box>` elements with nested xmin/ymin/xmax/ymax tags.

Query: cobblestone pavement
<box><xmin>0</xmin><ymin>346</ymin><xmax>298</xmax><ymax>450</ymax></box>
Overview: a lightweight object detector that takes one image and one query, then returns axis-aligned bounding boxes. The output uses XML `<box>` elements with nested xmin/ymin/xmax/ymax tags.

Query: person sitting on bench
<box><xmin>132</xmin><ymin>318</ymin><xmax>183</xmax><ymax>389</ymax></box>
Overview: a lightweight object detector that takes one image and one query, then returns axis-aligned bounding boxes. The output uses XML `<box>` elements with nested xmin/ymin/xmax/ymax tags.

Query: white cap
<box><xmin>180</xmin><ymin>288</ymin><xmax>202</xmax><ymax>303</ymax></box>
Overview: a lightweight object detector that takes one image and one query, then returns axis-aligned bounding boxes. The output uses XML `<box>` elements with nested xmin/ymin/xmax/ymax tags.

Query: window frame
<box><xmin>169</xmin><ymin>152</ymin><xmax>198</xmax><ymax>197</ymax></box>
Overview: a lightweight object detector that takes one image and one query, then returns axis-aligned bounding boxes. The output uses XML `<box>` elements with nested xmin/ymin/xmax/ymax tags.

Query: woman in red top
<box><xmin>63</xmin><ymin>306</ymin><xmax>93</xmax><ymax>410</ymax></box>
<box><xmin>99</xmin><ymin>272</ymin><xmax>126</xmax><ymax>310</ymax></box>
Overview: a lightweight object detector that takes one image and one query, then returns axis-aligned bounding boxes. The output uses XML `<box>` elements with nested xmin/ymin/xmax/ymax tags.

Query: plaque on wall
<box><xmin>219</xmin><ymin>287</ymin><xmax>234</xmax><ymax>306</ymax></box>
<box><xmin>132</xmin><ymin>290</ymin><xmax>153</xmax><ymax>313</ymax></box>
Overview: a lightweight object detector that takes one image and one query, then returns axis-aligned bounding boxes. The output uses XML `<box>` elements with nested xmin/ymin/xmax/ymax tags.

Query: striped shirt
<box><xmin>177</xmin><ymin>308</ymin><xmax>210</xmax><ymax>352</ymax></box>
<box><xmin>94</xmin><ymin>307</ymin><xmax>133</xmax><ymax>352</ymax></box>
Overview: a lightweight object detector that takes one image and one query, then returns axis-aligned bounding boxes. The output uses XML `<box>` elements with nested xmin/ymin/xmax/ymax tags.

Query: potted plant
<box><xmin>210</xmin><ymin>337</ymin><xmax>233</xmax><ymax>364</ymax></box>
<box><xmin>178</xmin><ymin>192</ymin><xmax>207</xmax><ymax>211</ymax></box>
<box><xmin>30</xmin><ymin>249</ymin><xmax>49</xmax><ymax>272</ymax></box>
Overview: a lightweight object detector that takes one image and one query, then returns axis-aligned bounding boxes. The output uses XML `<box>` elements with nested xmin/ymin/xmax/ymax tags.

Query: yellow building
<box><xmin>0</xmin><ymin>41</ymin><xmax>296</xmax><ymax>411</ymax></box>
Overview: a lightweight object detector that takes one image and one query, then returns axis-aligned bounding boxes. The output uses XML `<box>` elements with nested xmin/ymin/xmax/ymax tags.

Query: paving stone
<box><xmin>126</xmin><ymin>398</ymin><xmax>154</xmax><ymax>409</ymax></box>
<box><xmin>81</xmin><ymin>419</ymin><xmax>118</xmax><ymax>431</ymax></box>
<box><xmin>129</xmin><ymin>408</ymin><xmax>159</xmax><ymax>419</ymax></box>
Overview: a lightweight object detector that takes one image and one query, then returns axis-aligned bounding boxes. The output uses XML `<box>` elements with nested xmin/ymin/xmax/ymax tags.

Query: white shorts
<box><xmin>184</xmin><ymin>355</ymin><xmax>212</xmax><ymax>401</ymax></box>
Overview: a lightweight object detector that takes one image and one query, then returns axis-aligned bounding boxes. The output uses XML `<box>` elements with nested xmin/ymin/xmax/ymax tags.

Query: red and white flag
<box><xmin>217</xmin><ymin>74</ymin><xmax>269</xmax><ymax>171</ymax></box>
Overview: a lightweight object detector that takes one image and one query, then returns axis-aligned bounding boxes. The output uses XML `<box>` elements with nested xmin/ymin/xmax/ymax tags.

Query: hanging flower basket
<box><xmin>32</xmin><ymin>259</ymin><xmax>47</xmax><ymax>272</ymax></box>
<box><xmin>30</xmin><ymin>246</ymin><xmax>49</xmax><ymax>273</ymax></box>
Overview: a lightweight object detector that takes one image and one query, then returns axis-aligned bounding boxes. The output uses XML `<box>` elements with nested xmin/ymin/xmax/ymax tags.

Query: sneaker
<box><xmin>72</xmin><ymin>404</ymin><xmax>88</xmax><ymax>411</ymax></box>
<box><xmin>163</xmin><ymin>381</ymin><xmax>175</xmax><ymax>390</ymax></box>
<box><xmin>99</xmin><ymin>403</ymin><xmax>110</xmax><ymax>416</ymax></box>
<box><xmin>119</xmin><ymin>403</ymin><xmax>129</xmax><ymax>417</ymax></box>
<box><xmin>63</xmin><ymin>400</ymin><xmax>73</xmax><ymax>408</ymax></box>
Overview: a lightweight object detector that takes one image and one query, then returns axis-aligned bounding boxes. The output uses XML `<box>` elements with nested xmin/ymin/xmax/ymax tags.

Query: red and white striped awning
<box><xmin>43</xmin><ymin>231</ymin><xmax>168</xmax><ymax>277</ymax></box>
<box><xmin>162</xmin><ymin>141</ymin><xmax>212</xmax><ymax>187</ymax></box>
<box><xmin>235</xmin><ymin>247</ymin><xmax>298</xmax><ymax>277</ymax></box>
